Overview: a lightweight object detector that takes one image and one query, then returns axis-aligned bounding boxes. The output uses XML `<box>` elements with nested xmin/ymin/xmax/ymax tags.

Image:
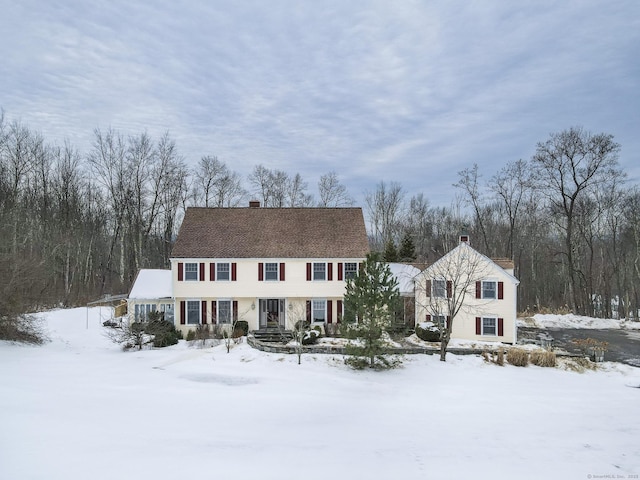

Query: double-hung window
<box><xmin>265</xmin><ymin>263</ymin><xmax>279</xmax><ymax>281</ymax></box>
<box><xmin>313</xmin><ymin>262</ymin><xmax>326</xmax><ymax>281</ymax></box>
<box><xmin>482</xmin><ymin>281</ymin><xmax>497</xmax><ymax>299</ymax></box>
<box><xmin>432</xmin><ymin>279</ymin><xmax>446</xmax><ymax>298</ymax></box>
<box><xmin>218</xmin><ymin>300</ymin><xmax>231</xmax><ymax>324</ymax></box>
<box><xmin>344</xmin><ymin>262</ymin><xmax>357</xmax><ymax>280</ymax></box>
<box><xmin>482</xmin><ymin>317</ymin><xmax>497</xmax><ymax>335</ymax></box>
<box><xmin>186</xmin><ymin>300</ymin><xmax>200</xmax><ymax>325</ymax></box>
<box><xmin>312</xmin><ymin>300</ymin><xmax>326</xmax><ymax>323</ymax></box>
<box><xmin>184</xmin><ymin>263</ymin><xmax>198</xmax><ymax>281</ymax></box>
<box><xmin>216</xmin><ymin>262</ymin><xmax>230</xmax><ymax>281</ymax></box>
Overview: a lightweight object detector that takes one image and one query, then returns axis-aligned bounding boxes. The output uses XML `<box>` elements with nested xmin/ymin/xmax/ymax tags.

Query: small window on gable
<box><xmin>432</xmin><ymin>279</ymin><xmax>446</xmax><ymax>298</ymax></box>
<box><xmin>184</xmin><ymin>263</ymin><xmax>198</xmax><ymax>281</ymax></box>
<box><xmin>265</xmin><ymin>262</ymin><xmax>279</xmax><ymax>281</ymax></box>
<box><xmin>482</xmin><ymin>317</ymin><xmax>497</xmax><ymax>336</ymax></box>
<box><xmin>482</xmin><ymin>281</ymin><xmax>497</xmax><ymax>299</ymax></box>
<box><xmin>344</xmin><ymin>262</ymin><xmax>357</xmax><ymax>280</ymax></box>
<box><xmin>313</xmin><ymin>262</ymin><xmax>326</xmax><ymax>281</ymax></box>
<box><xmin>217</xmin><ymin>262</ymin><xmax>230</xmax><ymax>281</ymax></box>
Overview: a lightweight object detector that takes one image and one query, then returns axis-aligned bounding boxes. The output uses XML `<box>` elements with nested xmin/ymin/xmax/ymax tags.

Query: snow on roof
<box><xmin>388</xmin><ymin>263</ymin><xmax>421</xmax><ymax>296</ymax></box>
<box><xmin>128</xmin><ymin>269</ymin><xmax>172</xmax><ymax>300</ymax></box>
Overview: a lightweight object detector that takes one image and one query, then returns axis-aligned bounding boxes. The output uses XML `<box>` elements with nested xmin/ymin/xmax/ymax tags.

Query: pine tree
<box><xmin>383</xmin><ymin>239</ymin><xmax>398</xmax><ymax>262</ymax></box>
<box><xmin>343</xmin><ymin>252</ymin><xmax>401</xmax><ymax>369</ymax></box>
<box><xmin>398</xmin><ymin>232</ymin><xmax>416</xmax><ymax>262</ymax></box>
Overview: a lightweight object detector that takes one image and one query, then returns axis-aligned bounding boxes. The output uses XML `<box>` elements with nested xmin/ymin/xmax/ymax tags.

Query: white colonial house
<box><xmin>127</xmin><ymin>269</ymin><xmax>174</xmax><ymax>323</ymax></box>
<box><xmin>415</xmin><ymin>235</ymin><xmax>520</xmax><ymax>344</ymax></box>
<box><xmin>169</xmin><ymin>204</ymin><xmax>370</xmax><ymax>334</ymax></box>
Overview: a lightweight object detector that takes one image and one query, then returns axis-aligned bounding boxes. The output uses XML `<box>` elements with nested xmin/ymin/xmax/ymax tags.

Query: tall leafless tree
<box><xmin>317</xmin><ymin>171</ymin><xmax>354</xmax><ymax>207</ymax></box>
<box><xmin>532</xmin><ymin>127</ymin><xmax>624</xmax><ymax>315</ymax></box>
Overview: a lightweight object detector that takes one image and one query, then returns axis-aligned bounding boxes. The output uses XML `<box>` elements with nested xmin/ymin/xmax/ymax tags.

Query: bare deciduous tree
<box><xmin>317</xmin><ymin>171</ymin><xmax>354</xmax><ymax>207</ymax></box>
<box><xmin>532</xmin><ymin>127</ymin><xmax>624</xmax><ymax>315</ymax></box>
<box><xmin>365</xmin><ymin>181</ymin><xmax>404</xmax><ymax>250</ymax></box>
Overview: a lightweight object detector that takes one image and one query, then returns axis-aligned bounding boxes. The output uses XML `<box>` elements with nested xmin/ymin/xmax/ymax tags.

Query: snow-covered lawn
<box><xmin>1</xmin><ymin>308</ymin><xmax>639</xmax><ymax>480</ymax></box>
<box><xmin>518</xmin><ymin>313</ymin><xmax>640</xmax><ymax>330</ymax></box>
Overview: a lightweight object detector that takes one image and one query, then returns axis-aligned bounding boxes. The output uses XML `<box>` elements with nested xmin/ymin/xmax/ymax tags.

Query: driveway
<box><xmin>519</xmin><ymin>327</ymin><xmax>640</xmax><ymax>367</ymax></box>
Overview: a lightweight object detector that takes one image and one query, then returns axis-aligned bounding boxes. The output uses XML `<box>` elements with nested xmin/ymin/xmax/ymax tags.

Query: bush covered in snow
<box><xmin>415</xmin><ymin>322</ymin><xmax>440</xmax><ymax>342</ymax></box>
<box><xmin>302</xmin><ymin>326</ymin><xmax>321</xmax><ymax>345</ymax></box>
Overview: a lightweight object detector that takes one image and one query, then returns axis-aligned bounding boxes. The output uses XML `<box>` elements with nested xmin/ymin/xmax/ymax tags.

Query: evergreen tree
<box><xmin>343</xmin><ymin>253</ymin><xmax>401</xmax><ymax>369</ymax></box>
<box><xmin>383</xmin><ymin>239</ymin><xmax>398</xmax><ymax>262</ymax></box>
<box><xmin>398</xmin><ymin>232</ymin><xmax>416</xmax><ymax>262</ymax></box>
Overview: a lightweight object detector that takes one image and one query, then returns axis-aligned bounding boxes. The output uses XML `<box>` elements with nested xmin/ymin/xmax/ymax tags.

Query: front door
<box><xmin>259</xmin><ymin>299</ymin><xmax>285</xmax><ymax>328</ymax></box>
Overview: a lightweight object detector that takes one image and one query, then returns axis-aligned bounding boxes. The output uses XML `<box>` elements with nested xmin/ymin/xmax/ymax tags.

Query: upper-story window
<box><xmin>184</xmin><ymin>263</ymin><xmax>198</xmax><ymax>281</ymax></box>
<box><xmin>313</xmin><ymin>262</ymin><xmax>326</xmax><ymax>281</ymax></box>
<box><xmin>344</xmin><ymin>262</ymin><xmax>358</xmax><ymax>280</ymax></box>
<box><xmin>265</xmin><ymin>263</ymin><xmax>279</xmax><ymax>281</ymax></box>
<box><xmin>217</xmin><ymin>262</ymin><xmax>230</xmax><ymax>281</ymax></box>
<box><xmin>432</xmin><ymin>279</ymin><xmax>447</xmax><ymax>298</ymax></box>
<box><xmin>482</xmin><ymin>281</ymin><xmax>497</xmax><ymax>299</ymax></box>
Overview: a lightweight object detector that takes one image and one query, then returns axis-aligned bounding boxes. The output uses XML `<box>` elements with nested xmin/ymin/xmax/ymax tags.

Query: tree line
<box><xmin>367</xmin><ymin>127</ymin><xmax>639</xmax><ymax>319</ymax></box>
<box><xmin>1</xmin><ymin>109</ymin><xmax>638</xmax><ymax>319</ymax></box>
<box><xmin>0</xmin><ymin>110</ymin><xmax>356</xmax><ymax>315</ymax></box>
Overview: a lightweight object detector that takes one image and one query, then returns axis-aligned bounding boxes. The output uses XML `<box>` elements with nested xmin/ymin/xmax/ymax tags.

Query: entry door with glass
<box><xmin>259</xmin><ymin>299</ymin><xmax>285</xmax><ymax>328</ymax></box>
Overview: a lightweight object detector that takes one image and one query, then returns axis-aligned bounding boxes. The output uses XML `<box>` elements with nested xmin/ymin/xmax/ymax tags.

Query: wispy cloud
<box><xmin>1</xmin><ymin>0</ymin><xmax>638</xmax><ymax>205</ymax></box>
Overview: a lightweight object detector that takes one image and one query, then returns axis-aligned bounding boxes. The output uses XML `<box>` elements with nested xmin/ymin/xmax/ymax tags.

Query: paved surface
<box><xmin>519</xmin><ymin>327</ymin><xmax>640</xmax><ymax>367</ymax></box>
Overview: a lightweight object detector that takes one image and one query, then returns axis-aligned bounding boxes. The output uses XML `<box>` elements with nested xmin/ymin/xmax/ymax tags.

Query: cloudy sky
<box><xmin>1</xmin><ymin>0</ymin><xmax>638</xmax><ymax>206</ymax></box>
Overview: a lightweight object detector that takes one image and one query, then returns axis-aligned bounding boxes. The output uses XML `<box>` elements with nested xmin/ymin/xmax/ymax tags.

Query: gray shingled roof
<box><xmin>171</xmin><ymin>207</ymin><xmax>370</xmax><ymax>259</ymax></box>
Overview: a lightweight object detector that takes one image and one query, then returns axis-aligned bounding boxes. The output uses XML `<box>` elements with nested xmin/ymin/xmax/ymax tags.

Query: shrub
<box><xmin>482</xmin><ymin>349</ymin><xmax>505</xmax><ymax>366</ymax></box>
<box><xmin>0</xmin><ymin>314</ymin><xmax>45</xmax><ymax>344</ymax></box>
<box><xmin>210</xmin><ymin>324</ymin><xmax>224</xmax><ymax>339</ymax></box>
<box><xmin>415</xmin><ymin>322</ymin><xmax>440</xmax><ymax>342</ymax></box>
<box><xmin>130</xmin><ymin>322</ymin><xmax>146</xmax><ymax>334</ymax></box>
<box><xmin>345</xmin><ymin>354</ymin><xmax>402</xmax><ymax>371</ymax></box>
<box><xmin>195</xmin><ymin>324</ymin><xmax>210</xmax><ymax>341</ymax></box>
<box><xmin>147</xmin><ymin>320</ymin><xmax>181</xmax><ymax>348</ymax></box>
<box><xmin>146</xmin><ymin>319</ymin><xmax>174</xmax><ymax>335</ymax></box>
<box><xmin>152</xmin><ymin>329</ymin><xmax>180</xmax><ymax>347</ymax></box>
<box><xmin>294</xmin><ymin>320</ymin><xmax>311</xmax><ymax>331</ymax></box>
<box><xmin>325</xmin><ymin>323</ymin><xmax>340</xmax><ymax>337</ymax></box>
<box><xmin>506</xmin><ymin>348</ymin><xmax>529</xmax><ymax>367</ymax></box>
<box><xmin>185</xmin><ymin>329</ymin><xmax>196</xmax><ymax>341</ymax></box>
<box><xmin>302</xmin><ymin>327</ymin><xmax>321</xmax><ymax>345</ymax></box>
<box><xmin>571</xmin><ymin>338</ymin><xmax>608</xmax><ymax>354</ymax></box>
<box><xmin>530</xmin><ymin>350</ymin><xmax>557</xmax><ymax>368</ymax></box>
<box><xmin>235</xmin><ymin>320</ymin><xmax>249</xmax><ymax>336</ymax></box>
<box><xmin>147</xmin><ymin>310</ymin><xmax>164</xmax><ymax>322</ymax></box>
<box><xmin>386</xmin><ymin>321</ymin><xmax>409</xmax><ymax>337</ymax></box>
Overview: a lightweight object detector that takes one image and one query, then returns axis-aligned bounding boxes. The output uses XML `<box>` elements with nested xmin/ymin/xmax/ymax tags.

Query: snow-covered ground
<box><xmin>1</xmin><ymin>308</ymin><xmax>639</xmax><ymax>480</ymax></box>
<box><xmin>518</xmin><ymin>313</ymin><xmax>640</xmax><ymax>330</ymax></box>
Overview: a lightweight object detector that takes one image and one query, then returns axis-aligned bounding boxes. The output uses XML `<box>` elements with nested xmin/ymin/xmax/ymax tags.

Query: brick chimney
<box><xmin>249</xmin><ymin>200</ymin><xmax>261</xmax><ymax>208</ymax></box>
